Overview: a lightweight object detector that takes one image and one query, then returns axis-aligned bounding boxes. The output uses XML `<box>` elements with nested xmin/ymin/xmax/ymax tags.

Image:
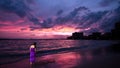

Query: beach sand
<box><xmin>1</xmin><ymin>47</ymin><xmax>120</xmax><ymax>68</ymax></box>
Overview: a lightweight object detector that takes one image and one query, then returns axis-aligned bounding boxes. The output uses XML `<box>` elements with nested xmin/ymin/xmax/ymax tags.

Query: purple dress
<box><xmin>30</xmin><ymin>48</ymin><xmax>35</xmax><ymax>63</ymax></box>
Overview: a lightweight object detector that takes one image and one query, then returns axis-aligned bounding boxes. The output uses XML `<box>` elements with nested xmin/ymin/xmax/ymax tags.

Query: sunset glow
<box><xmin>0</xmin><ymin>0</ymin><xmax>119</xmax><ymax>39</ymax></box>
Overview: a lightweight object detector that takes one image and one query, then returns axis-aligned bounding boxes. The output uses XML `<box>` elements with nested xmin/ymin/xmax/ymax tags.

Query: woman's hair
<box><xmin>33</xmin><ymin>42</ymin><xmax>37</xmax><ymax>48</ymax></box>
<box><xmin>33</xmin><ymin>42</ymin><xmax>36</xmax><ymax>45</ymax></box>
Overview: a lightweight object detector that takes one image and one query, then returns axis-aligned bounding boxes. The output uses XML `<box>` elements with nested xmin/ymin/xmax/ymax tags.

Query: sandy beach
<box><xmin>1</xmin><ymin>46</ymin><xmax>120</xmax><ymax>68</ymax></box>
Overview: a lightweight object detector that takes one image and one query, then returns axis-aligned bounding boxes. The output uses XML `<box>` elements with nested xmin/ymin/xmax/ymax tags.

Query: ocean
<box><xmin>0</xmin><ymin>39</ymin><xmax>119</xmax><ymax>65</ymax></box>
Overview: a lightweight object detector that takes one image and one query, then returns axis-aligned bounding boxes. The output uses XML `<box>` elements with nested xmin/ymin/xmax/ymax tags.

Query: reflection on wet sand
<box><xmin>31</xmin><ymin>48</ymin><xmax>107</xmax><ymax>68</ymax></box>
<box><xmin>31</xmin><ymin>52</ymin><xmax>81</xmax><ymax>68</ymax></box>
<box><xmin>1</xmin><ymin>43</ymin><xmax>120</xmax><ymax>68</ymax></box>
<box><xmin>32</xmin><ymin>46</ymin><xmax>120</xmax><ymax>68</ymax></box>
<box><xmin>51</xmin><ymin>52</ymin><xmax>81</xmax><ymax>68</ymax></box>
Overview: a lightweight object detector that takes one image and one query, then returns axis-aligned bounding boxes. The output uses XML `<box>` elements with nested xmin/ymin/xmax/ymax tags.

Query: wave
<box><xmin>0</xmin><ymin>45</ymin><xmax>89</xmax><ymax>58</ymax></box>
<box><xmin>0</xmin><ymin>44</ymin><xmax>108</xmax><ymax>65</ymax></box>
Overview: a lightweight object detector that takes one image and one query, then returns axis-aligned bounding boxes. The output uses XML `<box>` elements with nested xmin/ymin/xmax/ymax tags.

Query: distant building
<box><xmin>111</xmin><ymin>22</ymin><xmax>120</xmax><ymax>40</ymax></box>
<box><xmin>67</xmin><ymin>32</ymin><xmax>84</xmax><ymax>39</ymax></box>
<box><xmin>102</xmin><ymin>32</ymin><xmax>112</xmax><ymax>40</ymax></box>
<box><xmin>73</xmin><ymin>32</ymin><xmax>84</xmax><ymax>38</ymax></box>
<box><xmin>67</xmin><ymin>21</ymin><xmax>120</xmax><ymax>40</ymax></box>
<box><xmin>88</xmin><ymin>32</ymin><xmax>101</xmax><ymax>40</ymax></box>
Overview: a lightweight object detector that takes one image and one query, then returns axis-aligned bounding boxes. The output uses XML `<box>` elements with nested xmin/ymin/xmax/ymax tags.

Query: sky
<box><xmin>0</xmin><ymin>0</ymin><xmax>120</xmax><ymax>39</ymax></box>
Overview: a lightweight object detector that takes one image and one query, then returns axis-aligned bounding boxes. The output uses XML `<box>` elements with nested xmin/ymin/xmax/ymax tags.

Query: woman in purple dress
<box><xmin>30</xmin><ymin>42</ymin><xmax>36</xmax><ymax>65</ymax></box>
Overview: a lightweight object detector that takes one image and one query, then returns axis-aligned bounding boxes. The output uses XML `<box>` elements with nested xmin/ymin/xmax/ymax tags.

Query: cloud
<box><xmin>56</xmin><ymin>10</ymin><xmax>63</xmax><ymax>16</ymax></box>
<box><xmin>56</xmin><ymin>5</ymin><xmax>120</xmax><ymax>33</ymax></box>
<box><xmin>0</xmin><ymin>0</ymin><xmax>40</xmax><ymax>25</ymax></box>
<box><xmin>0</xmin><ymin>0</ymin><xmax>29</xmax><ymax>17</ymax></box>
<box><xmin>54</xmin><ymin>6</ymin><xmax>108</xmax><ymax>30</ymax></box>
<box><xmin>1</xmin><ymin>0</ymin><xmax>119</xmax><ymax>35</ymax></box>
<box><xmin>40</xmin><ymin>18</ymin><xmax>54</xmax><ymax>28</ymax></box>
<box><xmin>99</xmin><ymin>5</ymin><xmax>120</xmax><ymax>32</ymax></box>
<box><xmin>64</xmin><ymin>6</ymin><xmax>89</xmax><ymax>21</ymax></box>
<box><xmin>99</xmin><ymin>0</ymin><xmax>119</xmax><ymax>7</ymax></box>
<box><xmin>55</xmin><ymin>6</ymin><xmax>89</xmax><ymax>24</ymax></box>
<box><xmin>28</xmin><ymin>15</ymin><xmax>40</xmax><ymax>25</ymax></box>
<box><xmin>29</xmin><ymin>18</ymin><xmax>55</xmax><ymax>30</ymax></box>
<box><xmin>78</xmin><ymin>11</ymin><xmax>108</xmax><ymax>28</ymax></box>
<box><xmin>21</xmin><ymin>28</ymin><xmax>27</xmax><ymax>31</ymax></box>
<box><xmin>0</xmin><ymin>12</ymin><xmax>16</xmax><ymax>22</ymax></box>
<box><xmin>0</xmin><ymin>24</ymin><xmax>8</xmax><ymax>27</ymax></box>
<box><xmin>29</xmin><ymin>26</ymin><xmax>41</xmax><ymax>31</ymax></box>
<box><xmin>28</xmin><ymin>4</ymin><xmax>120</xmax><ymax>34</ymax></box>
<box><xmin>33</xmin><ymin>4</ymin><xmax>120</xmax><ymax>35</ymax></box>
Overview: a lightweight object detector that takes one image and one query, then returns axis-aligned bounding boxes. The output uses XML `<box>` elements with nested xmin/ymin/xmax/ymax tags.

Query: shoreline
<box><xmin>1</xmin><ymin>43</ymin><xmax>120</xmax><ymax>68</ymax></box>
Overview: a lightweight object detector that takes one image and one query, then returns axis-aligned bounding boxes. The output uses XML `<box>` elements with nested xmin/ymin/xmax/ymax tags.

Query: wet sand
<box><xmin>1</xmin><ymin>46</ymin><xmax>120</xmax><ymax>68</ymax></box>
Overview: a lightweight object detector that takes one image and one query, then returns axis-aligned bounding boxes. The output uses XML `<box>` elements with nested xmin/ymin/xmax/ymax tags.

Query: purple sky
<box><xmin>0</xmin><ymin>0</ymin><xmax>120</xmax><ymax>39</ymax></box>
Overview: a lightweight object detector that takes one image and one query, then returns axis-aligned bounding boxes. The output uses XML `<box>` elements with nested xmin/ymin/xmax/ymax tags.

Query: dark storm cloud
<box><xmin>77</xmin><ymin>11</ymin><xmax>108</xmax><ymax>28</ymax></box>
<box><xmin>28</xmin><ymin>3</ymin><xmax>120</xmax><ymax>34</ymax></box>
<box><xmin>55</xmin><ymin>6</ymin><xmax>108</xmax><ymax>29</ymax></box>
<box><xmin>0</xmin><ymin>0</ymin><xmax>40</xmax><ymax>24</ymax></box>
<box><xmin>30</xmin><ymin>4</ymin><xmax>119</xmax><ymax>32</ymax></box>
<box><xmin>65</xmin><ymin>6</ymin><xmax>89</xmax><ymax>21</ymax></box>
<box><xmin>84</xmin><ymin>28</ymin><xmax>100</xmax><ymax>33</ymax></box>
<box><xmin>115</xmin><ymin>4</ymin><xmax>120</xmax><ymax>13</ymax></box>
<box><xmin>99</xmin><ymin>5</ymin><xmax>120</xmax><ymax>31</ymax></box>
<box><xmin>28</xmin><ymin>14</ymin><xmax>40</xmax><ymax>25</ymax></box>
<box><xmin>40</xmin><ymin>18</ymin><xmax>54</xmax><ymax>28</ymax></box>
<box><xmin>1</xmin><ymin>0</ymin><xmax>118</xmax><ymax>33</ymax></box>
<box><xmin>0</xmin><ymin>0</ymin><xmax>29</xmax><ymax>17</ymax></box>
<box><xmin>99</xmin><ymin>0</ymin><xmax>119</xmax><ymax>7</ymax></box>
<box><xmin>54</xmin><ymin>4</ymin><xmax>120</xmax><ymax>33</ymax></box>
<box><xmin>56</xmin><ymin>6</ymin><xmax>89</xmax><ymax>24</ymax></box>
<box><xmin>84</xmin><ymin>5</ymin><xmax>120</xmax><ymax>33</ymax></box>
<box><xmin>29</xmin><ymin>18</ymin><xmax>54</xmax><ymax>31</ymax></box>
<box><xmin>56</xmin><ymin>10</ymin><xmax>63</xmax><ymax>16</ymax></box>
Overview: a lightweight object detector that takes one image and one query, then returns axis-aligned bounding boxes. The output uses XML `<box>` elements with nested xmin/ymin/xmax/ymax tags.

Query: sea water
<box><xmin>0</xmin><ymin>39</ymin><xmax>119</xmax><ymax>65</ymax></box>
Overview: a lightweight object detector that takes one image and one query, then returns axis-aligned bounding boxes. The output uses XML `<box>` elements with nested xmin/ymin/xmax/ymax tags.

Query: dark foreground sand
<box><xmin>1</xmin><ymin>45</ymin><xmax>120</xmax><ymax>68</ymax></box>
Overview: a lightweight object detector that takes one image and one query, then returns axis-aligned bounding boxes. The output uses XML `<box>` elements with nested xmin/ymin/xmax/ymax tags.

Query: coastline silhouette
<box><xmin>67</xmin><ymin>22</ymin><xmax>120</xmax><ymax>40</ymax></box>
